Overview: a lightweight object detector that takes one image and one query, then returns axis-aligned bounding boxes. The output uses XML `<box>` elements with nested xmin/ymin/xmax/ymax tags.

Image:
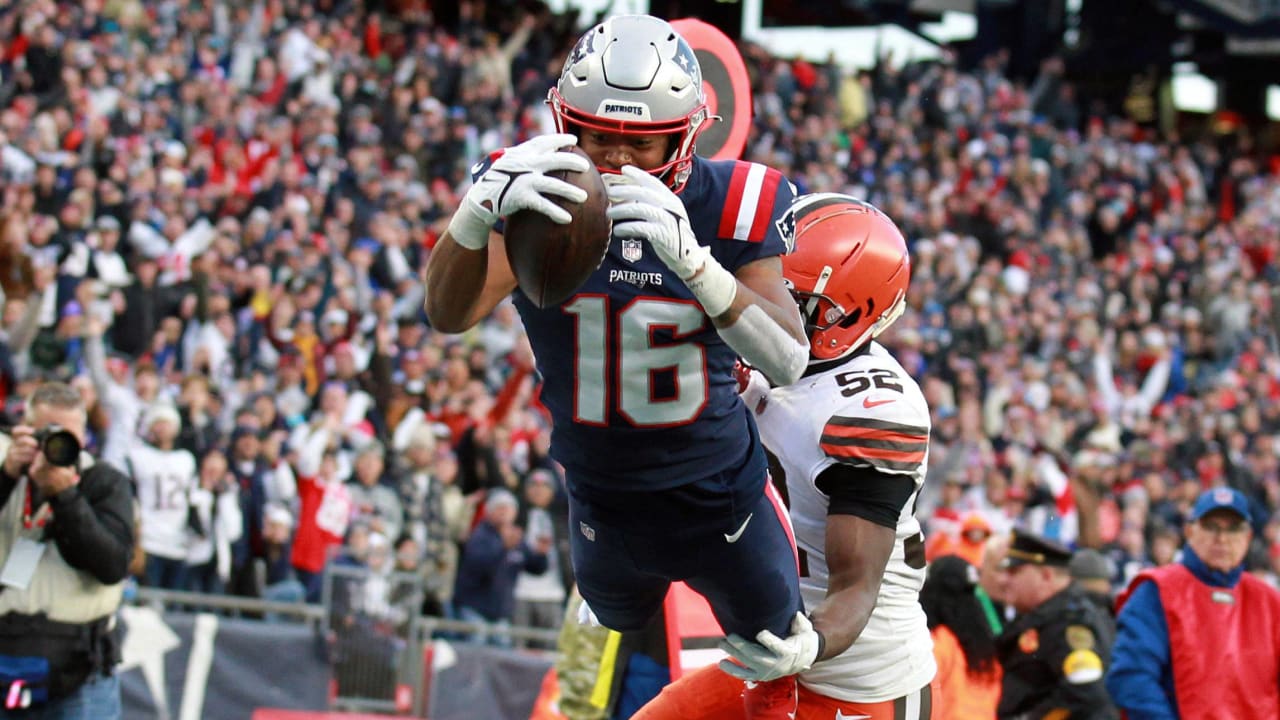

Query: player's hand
<box><xmin>605</xmin><ymin>165</ymin><xmax>710</xmax><ymax>281</ymax></box>
<box><xmin>447</xmin><ymin>133</ymin><xmax>590</xmax><ymax>250</ymax></box>
<box><xmin>718</xmin><ymin>612</ymin><xmax>821</xmax><ymax>682</ymax></box>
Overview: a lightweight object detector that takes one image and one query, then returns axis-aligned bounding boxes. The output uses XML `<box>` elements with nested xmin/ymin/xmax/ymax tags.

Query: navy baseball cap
<box><xmin>1003</xmin><ymin>530</ymin><xmax>1072</xmax><ymax>569</ymax></box>
<box><xmin>1191</xmin><ymin>487</ymin><xmax>1251</xmax><ymax>524</ymax></box>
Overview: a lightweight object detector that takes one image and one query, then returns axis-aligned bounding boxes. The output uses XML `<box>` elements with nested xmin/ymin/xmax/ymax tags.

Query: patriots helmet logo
<box><xmin>775</xmin><ymin>205</ymin><xmax>798</xmax><ymax>254</ymax></box>
<box><xmin>675</xmin><ymin>39</ymin><xmax>701</xmax><ymax>88</ymax></box>
<box><xmin>564</xmin><ymin>29</ymin><xmax>595</xmax><ymax>74</ymax></box>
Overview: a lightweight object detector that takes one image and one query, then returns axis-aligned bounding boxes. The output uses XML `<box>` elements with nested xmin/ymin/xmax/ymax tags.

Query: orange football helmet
<box><xmin>780</xmin><ymin>193</ymin><xmax>911</xmax><ymax>361</ymax></box>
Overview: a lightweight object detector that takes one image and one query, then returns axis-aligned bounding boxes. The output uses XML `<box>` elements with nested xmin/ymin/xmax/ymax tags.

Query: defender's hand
<box><xmin>732</xmin><ymin>360</ymin><xmax>754</xmax><ymax>394</ymax></box>
<box><xmin>3</xmin><ymin>426</ymin><xmax>38</xmax><ymax>479</ymax></box>
<box><xmin>605</xmin><ymin>165</ymin><xmax>710</xmax><ymax>281</ymax></box>
<box><xmin>447</xmin><ymin>133</ymin><xmax>590</xmax><ymax>250</ymax></box>
<box><xmin>735</xmin><ymin>362</ymin><xmax>770</xmax><ymax>414</ymax></box>
<box><xmin>718</xmin><ymin>612</ymin><xmax>821</xmax><ymax>682</ymax></box>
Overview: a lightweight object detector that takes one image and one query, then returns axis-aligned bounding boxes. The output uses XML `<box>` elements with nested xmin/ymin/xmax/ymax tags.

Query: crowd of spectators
<box><xmin>0</xmin><ymin>0</ymin><xmax>1278</xmax><ymax>649</ymax></box>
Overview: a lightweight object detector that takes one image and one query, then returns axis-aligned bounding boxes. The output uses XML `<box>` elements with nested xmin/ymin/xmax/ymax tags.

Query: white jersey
<box><xmin>750</xmin><ymin>341</ymin><xmax>935</xmax><ymax>702</ymax></box>
<box><xmin>127</xmin><ymin>443</ymin><xmax>198</xmax><ymax>560</ymax></box>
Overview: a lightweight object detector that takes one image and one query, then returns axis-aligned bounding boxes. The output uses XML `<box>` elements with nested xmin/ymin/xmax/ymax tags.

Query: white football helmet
<box><xmin>547</xmin><ymin>15</ymin><xmax>710</xmax><ymax>192</ymax></box>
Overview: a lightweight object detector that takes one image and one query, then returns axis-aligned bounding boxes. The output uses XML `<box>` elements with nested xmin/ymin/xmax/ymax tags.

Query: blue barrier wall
<box><xmin>115</xmin><ymin>607</ymin><xmax>553</xmax><ymax>720</ymax></box>
<box><xmin>119</xmin><ymin>608</ymin><xmax>333</xmax><ymax>720</ymax></box>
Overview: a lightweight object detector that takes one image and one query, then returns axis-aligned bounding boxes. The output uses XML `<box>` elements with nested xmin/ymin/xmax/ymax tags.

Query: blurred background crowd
<box><xmin>0</xmin><ymin>0</ymin><xmax>1278</xmax><ymax>648</ymax></box>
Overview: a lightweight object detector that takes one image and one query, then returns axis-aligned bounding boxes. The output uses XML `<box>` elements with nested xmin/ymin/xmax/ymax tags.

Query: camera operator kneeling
<box><xmin>0</xmin><ymin>383</ymin><xmax>133</xmax><ymax>719</ymax></box>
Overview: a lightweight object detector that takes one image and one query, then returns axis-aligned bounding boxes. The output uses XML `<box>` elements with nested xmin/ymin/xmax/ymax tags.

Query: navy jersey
<box><xmin>504</xmin><ymin>155</ymin><xmax>795</xmax><ymax>492</ymax></box>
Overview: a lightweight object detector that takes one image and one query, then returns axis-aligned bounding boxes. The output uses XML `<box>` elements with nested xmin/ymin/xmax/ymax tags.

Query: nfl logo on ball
<box><xmin>622</xmin><ymin>238</ymin><xmax>643</xmax><ymax>263</ymax></box>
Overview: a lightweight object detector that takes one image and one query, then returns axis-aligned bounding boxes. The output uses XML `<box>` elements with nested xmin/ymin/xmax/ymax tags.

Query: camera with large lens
<box><xmin>34</xmin><ymin>425</ymin><xmax>81</xmax><ymax>468</ymax></box>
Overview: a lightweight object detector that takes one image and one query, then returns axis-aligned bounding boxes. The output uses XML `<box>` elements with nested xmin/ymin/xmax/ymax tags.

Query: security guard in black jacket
<box><xmin>0</xmin><ymin>382</ymin><xmax>133</xmax><ymax>715</ymax></box>
<box><xmin>996</xmin><ymin>530</ymin><xmax>1118</xmax><ymax>720</ymax></box>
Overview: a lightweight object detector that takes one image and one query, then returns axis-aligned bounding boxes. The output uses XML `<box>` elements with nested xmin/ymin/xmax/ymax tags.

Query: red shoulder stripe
<box><xmin>747</xmin><ymin>167</ymin><xmax>784</xmax><ymax>242</ymax></box>
<box><xmin>717</xmin><ymin>162</ymin><xmax>752</xmax><ymax>239</ymax></box>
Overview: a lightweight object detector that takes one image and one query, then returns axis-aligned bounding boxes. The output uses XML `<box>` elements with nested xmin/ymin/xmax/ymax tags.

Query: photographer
<box><xmin>0</xmin><ymin>382</ymin><xmax>133</xmax><ymax>718</ymax></box>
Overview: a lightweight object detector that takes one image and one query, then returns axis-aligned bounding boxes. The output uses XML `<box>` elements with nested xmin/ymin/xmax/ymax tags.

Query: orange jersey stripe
<box><xmin>822</xmin><ymin>424</ymin><xmax>928</xmax><ymax>445</ymax></box>
<box><xmin>821</xmin><ymin>441</ymin><xmax>927</xmax><ymax>465</ymax></box>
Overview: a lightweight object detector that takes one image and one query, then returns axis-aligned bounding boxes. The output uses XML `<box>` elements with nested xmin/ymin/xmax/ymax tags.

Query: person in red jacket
<box><xmin>291</xmin><ymin>445</ymin><xmax>353</xmax><ymax>600</ymax></box>
<box><xmin>1107</xmin><ymin>487</ymin><xmax>1280</xmax><ymax>719</ymax></box>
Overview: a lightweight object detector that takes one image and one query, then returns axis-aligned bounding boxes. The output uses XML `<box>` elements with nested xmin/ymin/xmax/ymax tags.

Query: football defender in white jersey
<box><xmin>634</xmin><ymin>194</ymin><xmax>935</xmax><ymax>720</ymax></box>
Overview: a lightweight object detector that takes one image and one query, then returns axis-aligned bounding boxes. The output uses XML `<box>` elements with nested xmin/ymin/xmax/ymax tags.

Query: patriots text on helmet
<box><xmin>597</xmin><ymin>101</ymin><xmax>651</xmax><ymax>119</ymax></box>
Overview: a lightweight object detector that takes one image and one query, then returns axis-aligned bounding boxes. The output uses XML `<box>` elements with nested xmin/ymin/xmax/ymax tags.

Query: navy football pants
<box><xmin>567</xmin><ymin>472</ymin><xmax>803</xmax><ymax>640</ymax></box>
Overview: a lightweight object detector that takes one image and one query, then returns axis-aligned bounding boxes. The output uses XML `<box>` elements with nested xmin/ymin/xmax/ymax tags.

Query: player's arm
<box><xmin>424</xmin><ymin>231</ymin><xmax>517</xmax><ymax>333</ymax></box>
<box><xmin>805</xmin><ymin>408</ymin><xmax>927</xmax><ymax>659</ymax></box>
<box><xmin>606</xmin><ymin>166</ymin><xmax>809</xmax><ymax>386</ymax></box>
<box><xmin>807</xmin><ymin>464</ymin><xmax>914</xmax><ymax>661</ymax></box>
<box><xmin>423</xmin><ymin>134</ymin><xmax>589</xmax><ymax>333</ymax></box>
<box><xmin>719</xmin><ymin>405</ymin><xmax>925</xmax><ymax>682</ymax></box>
<box><xmin>716</xmin><ymin>256</ymin><xmax>803</xmax><ymax>335</ymax></box>
<box><xmin>715</xmin><ymin>255</ymin><xmax>807</xmax><ymax>380</ymax></box>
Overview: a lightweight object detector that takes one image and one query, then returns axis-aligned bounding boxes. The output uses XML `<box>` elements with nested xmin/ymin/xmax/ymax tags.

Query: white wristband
<box><xmin>446</xmin><ymin>203</ymin><xmax>493</xmax><ymax>251</ymax></box>
<box><xmin>685</xmin><ymin>256</ymin><xmax>737</xmax><ymax>318</ymax></box>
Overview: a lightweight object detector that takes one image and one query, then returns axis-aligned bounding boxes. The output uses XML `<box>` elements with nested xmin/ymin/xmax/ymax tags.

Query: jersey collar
<box><xmin>801</xmin><ymin>343</ymin><xmax>873</xmax><ymax>378</ymax></box>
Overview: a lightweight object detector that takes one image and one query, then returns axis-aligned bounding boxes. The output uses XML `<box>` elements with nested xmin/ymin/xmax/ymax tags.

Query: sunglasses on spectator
<box><xmin>1198</xmin><ymin>519</ymin><xmax>1249</xmax><ymax>537</ymax></box>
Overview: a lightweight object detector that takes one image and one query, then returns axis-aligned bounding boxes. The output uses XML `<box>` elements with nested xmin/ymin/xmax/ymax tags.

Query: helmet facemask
<box><xmin>794</xmin><ymin>284</ymin><xmax>907</xmax><ymax>362</ymax></box>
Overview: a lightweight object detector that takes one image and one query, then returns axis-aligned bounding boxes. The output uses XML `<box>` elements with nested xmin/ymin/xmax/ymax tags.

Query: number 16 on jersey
<box><xmin>565</xmin><ymin>295</ymin><xmax>710</xmax><ymax>428</ymax></box>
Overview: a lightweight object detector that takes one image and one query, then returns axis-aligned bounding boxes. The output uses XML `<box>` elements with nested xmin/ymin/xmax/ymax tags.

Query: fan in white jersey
<box><xmin>634</xmin><ymin>194</ymin><xmax>934</xmax><ymax>720</ymax></box>
<box><xmin>128</xmin><ymin>403</ymin><xmax>198</xmax><ymax>591</ymax></box>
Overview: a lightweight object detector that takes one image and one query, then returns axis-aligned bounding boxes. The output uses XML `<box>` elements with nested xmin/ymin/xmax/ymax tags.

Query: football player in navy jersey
<box><xmin>424</xmin><ymin>14</ymin><xmax>810</xmax><ymax>718</ymax></box>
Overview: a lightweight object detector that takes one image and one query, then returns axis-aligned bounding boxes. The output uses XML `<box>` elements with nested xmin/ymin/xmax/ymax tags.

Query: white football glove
<box><xmin>447</xmin><ymin>133</ymin><xmax>590</xmax><ymax>250</ymax></box>
<box><xmin>718</xmin><ymin>612</ymin><xmax>821</xmax><ymax>682</ymax></box>
<box><xmin>605</xmin><ymin>165</ymin><xmax>705</xmax><ymax>279</ymax></box>
<box><xmin>606</xmin><ymin>165</ymin><xmax>737</xmax><ymax>316</ymax></box>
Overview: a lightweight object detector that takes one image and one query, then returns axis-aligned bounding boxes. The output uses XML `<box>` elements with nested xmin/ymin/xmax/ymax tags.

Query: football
<box><xmin>504</xmin><ymin>145</ymin><xmax>612</xmax><ymax>308</ymax></box>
